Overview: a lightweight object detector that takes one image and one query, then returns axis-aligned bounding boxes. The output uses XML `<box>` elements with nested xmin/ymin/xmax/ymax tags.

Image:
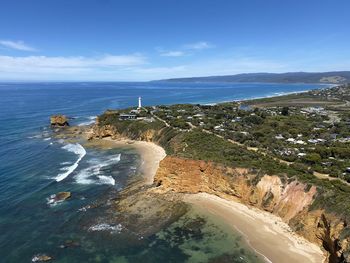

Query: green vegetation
<box><xmin>147</xmin><ymin>84</ymin><xmax>350</xmax><ymax>182</ymax></box>
<box><xmin>96</xmin><ymin>84</ymin><xmax>350</xmax><ymax>219</ymax></box>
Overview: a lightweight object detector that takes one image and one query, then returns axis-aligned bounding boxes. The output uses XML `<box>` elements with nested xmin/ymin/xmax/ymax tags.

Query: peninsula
<box><xmin>157</xmin><ymin>71</ymin><xmax>350</xmax><ymax>84</ymax></box>
<box><xmin>72</xmin><ymin>83</ymin><xmax>350</xmax><ymax>263</ymax></box>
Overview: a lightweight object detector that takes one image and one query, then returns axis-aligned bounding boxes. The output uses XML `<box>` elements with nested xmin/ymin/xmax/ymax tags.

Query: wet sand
<box><xmin>185</xmin><ymin>193</ymin><xmax>325</xmax><ymax>263</ymax></box>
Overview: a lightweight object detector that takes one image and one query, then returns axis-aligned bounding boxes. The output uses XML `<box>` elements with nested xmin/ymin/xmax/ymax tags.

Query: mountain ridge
<box><xmin>154</xmin><ymin>71</ymin><xmax>350</xmax><ymax>84</ymax></box>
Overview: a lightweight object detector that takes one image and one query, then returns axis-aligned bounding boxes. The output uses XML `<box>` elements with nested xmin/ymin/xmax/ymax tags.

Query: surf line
<box><xmin>55</xmin><ymin>143</ymin><xmax>86</xmax><ymax>182</ymax></box>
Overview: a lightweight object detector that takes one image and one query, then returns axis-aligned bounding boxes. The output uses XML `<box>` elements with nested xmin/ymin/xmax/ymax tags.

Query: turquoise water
<box><xmin>0</xmin><ymin>82</ymin><xmax>325</xmax><ymax>262</ymax></box>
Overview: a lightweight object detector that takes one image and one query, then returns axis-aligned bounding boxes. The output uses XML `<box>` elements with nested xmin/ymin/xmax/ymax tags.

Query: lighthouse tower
<box><xmin>138</xmin><ymin>96</ymin><xmax>142</xmax><ymax>109</ymax></box>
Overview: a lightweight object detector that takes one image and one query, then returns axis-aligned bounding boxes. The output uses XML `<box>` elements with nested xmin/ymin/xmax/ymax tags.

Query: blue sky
<box><xmin>0</xmin><ymin>0</ymin><xmax>349</xmax><ymax>81</ymax></box>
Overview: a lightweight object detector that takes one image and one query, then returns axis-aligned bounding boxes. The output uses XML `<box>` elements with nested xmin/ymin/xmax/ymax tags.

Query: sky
<box><xmin>0</xmin><ymin>0</ymin><xmax>350</xmax><ymax>81</ymax></box>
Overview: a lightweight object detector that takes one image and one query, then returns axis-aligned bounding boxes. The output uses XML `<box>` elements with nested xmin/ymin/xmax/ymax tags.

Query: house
<box><xmin>308</xmin><ymin>138</ymin><xmax>326</xmax><ymax>144</ymax></box>
<box><xmin>330</xmin><ymin>133</ymin><xmax>339</xmax><ymax>140</ymax></box>
<box><xmin>137</xmin><ymin>117</ymin><xmax>154</xmax><ymax>122</ymax></box>
<box><xmin>275</xmin><ymin>134</ymin><xmax>284</xmax><ymax>140</ymax></box>
<box><xmin>232</xmin><ymin>117</ymin><xmax>241</xmax><ymax>122</ymax></box>
<box><xmin>193</xmin><ymin>113</ymin><xmax>205</xmax><ymax>118</ymax></box>
<box><xmin>119</xmin><ymin>114</ymin><xmax>137</xmax><ymax>120</ymax></box>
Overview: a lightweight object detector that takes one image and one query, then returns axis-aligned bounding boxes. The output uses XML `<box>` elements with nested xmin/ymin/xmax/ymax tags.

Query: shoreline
<box><xmin>200</xmin><ymin>83</ymin><xmax>335</xmax><ymax>106</ymax></box>
<box><xmin>185</xmin><ymin>193</ymin><xmax>325</xmax><ymax>263</ymax></box>
<box><xmin>84</xmin><ymin>137</ymin><xmax>166</xmax><ymax>185</ymax></box>
<box><xmin>85</xmin><ymin>136</ymin><xmax>326</xmax><ymax>263</ymax></box>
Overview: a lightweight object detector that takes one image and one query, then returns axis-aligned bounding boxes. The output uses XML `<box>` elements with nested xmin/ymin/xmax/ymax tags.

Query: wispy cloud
<box><xmin>133</xmin><ymin>65</ymin><xmax>186</xmax><ymax>74</ymax></box>
<box><xmin>0</xmin><ymin>53</ymin><xmax>289</xmax><ymax>80</ymax></box>
<box><xmin>184</xmin><ymin>41</ymin><xmax>213</xmax><ymax>50</ymax></box>
<box><xmin>0</xmin><ymin>54</ymin><xmax>146</xmax><ymax>75</ymax></box>
<box><xmin>0</xmin><ymin>40</ymin><xmax>37</xmax><ymax>51</ymax></box>
<box><xmin>160</xmin><ymin>50</ymin><xmax>185</xmax><ymax>57</ymax></box>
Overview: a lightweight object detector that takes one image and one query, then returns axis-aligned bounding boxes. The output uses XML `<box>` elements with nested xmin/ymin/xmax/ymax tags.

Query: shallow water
<box><xmin>0</xmin><ymin>81</ymin><xmax>325</xmax><ymax>262</ymax></box>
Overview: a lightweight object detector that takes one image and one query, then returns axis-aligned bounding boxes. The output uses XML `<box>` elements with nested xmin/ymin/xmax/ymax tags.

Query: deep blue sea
<box><xmin>0</xmin><ymin>82</ymin><xmax>326</xmax><ymax>263</ymax></box>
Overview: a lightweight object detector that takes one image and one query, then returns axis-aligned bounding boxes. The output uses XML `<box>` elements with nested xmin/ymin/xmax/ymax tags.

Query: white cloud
<box><xmin>157</xmin><ymin>41</ymin><xmax>213</xmax><ymax>57</ymax></box>
<box><xmin>0</xmin><ymin>54</ymin><xmax>289</xmax><ymax>80</ymax></box>
<box><xmin>184</xmin><ymin>41</ymin><xmax>213</xmax><ymax>50</ymax></box>
<box><xmin>2</xmin><ymin>49</ymin><xmax>345</xmax><ymax>81</ymax></box>
<box><xmin>0</xmin><ymin>54</ymin><xmax>146</xmax><ymax>73</ymax></box>
<box><xmin>0</xmin><ymin>54</ymin><xmax>148</xmax><ymax>80</ymax></box>
<box><xmin>133</xmin><ymin>65</ymin><xmax>186</xmax><ymax>74</ymax></box>
<box><xmin>0</xmin><ymin>40</ymin><xmax>37</xmax><ymax>51</ymax></box>
<box><xmin>160</xmin><ymin>51</ymin><xmax>185</xmax><ymax>57</ymax></box>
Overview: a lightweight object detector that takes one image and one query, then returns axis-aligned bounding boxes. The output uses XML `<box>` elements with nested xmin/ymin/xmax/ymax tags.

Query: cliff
<box><xmin>92</xmin><ymin>117</ymin><xmax>350</xmax><ymax>263</ymax></box>
<box><xmin>153</xmin><ymin>156</ymin><xmax>349</xmax><ymax>262</ymax></box>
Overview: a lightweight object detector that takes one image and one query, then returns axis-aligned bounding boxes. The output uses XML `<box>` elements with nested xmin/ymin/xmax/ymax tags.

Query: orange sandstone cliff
<box><xmin>152</xmin><ymin>156</ymin><xmax>348</xmax><ymax>263</ymax></box>
<box><xmin>92</xmin><ymin>122</ymin><xmax>350</xmax><ymax>263</ymax></box>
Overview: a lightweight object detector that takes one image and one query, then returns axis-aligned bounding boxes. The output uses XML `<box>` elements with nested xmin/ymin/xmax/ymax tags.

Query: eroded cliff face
<box><xmin>91</xmin><ymin>123</ymin><xmax>350</xmax><ymax>262</ymax></box>
<box><xmin>153</xmin><ymin>156</ymin><xmax>350</xmax><ymax>263</ymax></box>
<box><xmin>91</xmin><ymin>123</ymin><xmax>158</xmax><ymax>142</ymax></box>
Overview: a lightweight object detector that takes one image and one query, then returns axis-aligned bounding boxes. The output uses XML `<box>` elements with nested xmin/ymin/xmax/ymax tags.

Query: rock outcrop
<box><xmin>50</xmin><ymin>115</ymin><xmax>69</xmax><ymax>127</ymax></box>
<box><xmin>47</xmin><ymin>192</ymin><xmax>71</xmax><ymax>206</ymax></box>
<box><xmin>31</xmin><ymin>254</ymin><xmax>52</xmax><ymax>262</ymax></box>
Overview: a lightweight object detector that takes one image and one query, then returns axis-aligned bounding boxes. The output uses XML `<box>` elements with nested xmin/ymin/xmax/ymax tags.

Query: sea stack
<box><xmin>50</xmin><ymin>115</ymin><xmax>69</xmax><ymax>127</ymax></box>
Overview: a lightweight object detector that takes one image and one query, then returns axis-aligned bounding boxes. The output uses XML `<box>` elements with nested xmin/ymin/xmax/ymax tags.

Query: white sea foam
<box><xmin>97</xmin><ymin>175</ymin><xmax>115</xmax><ymax>185</ymax></box>
<box><xmin>46</xmin><ymin>194</ymin><xmax>68</xmax><ymax>207</ymax></box>
<box><xmin>75</xmin><ymin>154</ymin><xmax>120</xmax><ymax>185</ymax></box>
<box><xmin>55</xmin><ymin>143</ymin><xmax>86</xmax><ymax>182</ymax></box>
<box><xmin>88</xmin><ymin>223</ymin><xmax>122</xmax><ymax>233</ymax></box>
<box><xmin>78</xmin><ymin>116</ymin><xmax>96</xmax><ymax>126</ymax></box>
<box><xmin>60</xmin><ymin>161</ymin><xmax>72</xmax><ymax>165</ymax></box>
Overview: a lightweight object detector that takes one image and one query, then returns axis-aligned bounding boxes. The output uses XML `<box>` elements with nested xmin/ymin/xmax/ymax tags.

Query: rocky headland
<box><xmin>87</xmin><ymin>112</ymin><xmax>350</xmax><ymax>263</ymax></box>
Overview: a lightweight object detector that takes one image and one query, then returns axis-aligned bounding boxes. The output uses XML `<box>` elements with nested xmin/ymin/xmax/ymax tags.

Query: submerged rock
<box><xmin>59</xmin><ymin>239</ymin><xmax>80</xmax><ymax>249</ymax></box>
<box><xmin>50</xmin><ymin>115</ymin><xmax>69</xmax><ymax>127</ymax></box>
<box><xmin>55</xmin><ymin>191</ymin><xmax>71</xmax><ymax>201</ymax></box>
<box><xmin>111</xmin><ymin>184</ymin><xmax>188</xmax><ymax>238</ymax></box>
<box><xmin>47</xmin><ymin>191</ymin><xmax>71</xmax><ymax>205</ymax></box>
<box><xmin>31</xmin><ymin>254</ymin><xmax>52</xmax><ymax>262</ymax></box>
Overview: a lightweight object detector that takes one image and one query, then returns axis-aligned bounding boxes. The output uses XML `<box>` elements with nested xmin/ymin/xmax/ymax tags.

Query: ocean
<box><xmin>0</xmin><ymin>81</ymin><xmax>326</xmax><ymax>262</ymax></box>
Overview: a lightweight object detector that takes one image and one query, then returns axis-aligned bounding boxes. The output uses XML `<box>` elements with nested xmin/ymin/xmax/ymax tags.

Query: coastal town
<box><xmin>112</xmin><ymin>84</ymin><xmax>350</xmax><ymax>184</ymax></box>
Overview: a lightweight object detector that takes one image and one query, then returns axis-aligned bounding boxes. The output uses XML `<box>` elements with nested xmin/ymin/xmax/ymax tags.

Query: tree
<box><xmin>281</xmin><ymin>107</ymin><xmax>289</xmax><ymax>116</ymax></box>
<box><xmin>304</xmin><ymin>153</ymin><xmax>321</xmax><ymax>164</ymax></box>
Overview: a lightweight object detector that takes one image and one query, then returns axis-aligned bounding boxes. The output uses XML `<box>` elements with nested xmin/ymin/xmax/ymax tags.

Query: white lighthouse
<box><xmin>138</xmin><ymin>96</ymin><xmax>142</xmax><ymax>109</ymax></box>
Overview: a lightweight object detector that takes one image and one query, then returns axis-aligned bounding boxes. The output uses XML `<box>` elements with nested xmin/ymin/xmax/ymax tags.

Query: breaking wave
<box><xmin>55</xmin><ymin>144</ymin><xmax>86</xmax><ymax>182</ymax></box>
<box><xmin>75</xmin><ymin>154</ymin><xmax>120</xmax><ymax>185</ymax></box>
<box><xmin>78</xmin><ymin>116</ymin><xmax>96</xmax><ymax>126</ymax></box>
<box><xmin>88</xmin><ymin>223</ymin><xmax>122</xmax><ymax>233</ymax></box>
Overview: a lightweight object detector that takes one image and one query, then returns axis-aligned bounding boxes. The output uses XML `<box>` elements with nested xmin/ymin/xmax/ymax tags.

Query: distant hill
<box><xmin>156</xmin><ymin>71</ymin><xmax>350</xmax><ymax>84</ymax></box>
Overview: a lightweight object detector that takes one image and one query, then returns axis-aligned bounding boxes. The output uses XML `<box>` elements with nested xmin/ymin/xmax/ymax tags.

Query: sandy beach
<box><xmin>85</xmin><ymin>136</ymin><xmax>325</xmax><ymax>263</ymax></box>
<box><xmin>185</xmin><ymin>193</ymin><xmax>325</xmax><ymax>263</ymax></box>
<box><xmin>84</xmin><ymin>137</ymin><xmax>166</xmax><ymax>185</ymax></box>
